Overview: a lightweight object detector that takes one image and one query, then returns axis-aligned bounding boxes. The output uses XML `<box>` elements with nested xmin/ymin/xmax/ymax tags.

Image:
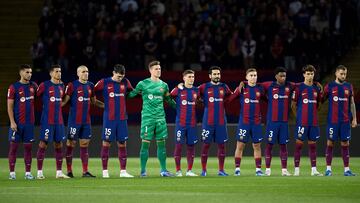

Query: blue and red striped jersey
<box><xmin>292</xmin><ymin>82</ymin><xmax>321</xmax><ymax>126</ymax></box>
<box><xmin>7</xmin><ymin>81</ymin><xmax>38</xmax><ymax>125</ymax></box>
<box><xmin>170</xmin><ymin>86</ymin><xmax>199</xmax><ymax>127</ymax></box>
<box><xmin>37</xmin><ymin>80</ymin><xmax>64</xmax><ymax>125</ymax></box>
<box><xmin>262</xmin><ymin>81</ymin><xmax>294</xmax><ymax>122</ymax></box>
<box><xmin>94</xmin><ymin>77</ymin><xmax>133</xmax><ymax>121</ymax></box>
<box><xmin>199</xmin><ymin>82</ymin><xmax>232</xmax><ymax>126</ymax></box>
<box><xmin>324</xmin><ymin>81</ymin><xmax>353</xmax><ymax>124</ymax></box>
<box><xmin>231</xmin><ymin>84</ymin><xmax>264</xmax><ymax>124</ymax></box>
<box><xmin>65</xmin><ymin>80</ymin><xmax>94</xmax><ymax>125</ymax></box>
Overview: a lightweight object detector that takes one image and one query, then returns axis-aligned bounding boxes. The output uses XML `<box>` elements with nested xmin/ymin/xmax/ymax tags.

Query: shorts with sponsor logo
<box><xmin>174</xmin><ymin>124</ymin><xmax>198</xmax><ymax>145</ymax></box>
<box><xmin>236</xmin><ymin>122</ymin><xmax>263</xmax><ymax>143</ymax></box>
<box><xmin>40</xmin><ymin>124</ymin><xmax>65</xmax><ymax>142</ymax></box>
<box><xmin>266</xmin><ymin>121</ymin><xmax>289</xmax><ymax>144</ymax></box>
<box><xmin>201</xmin><ymin>124</ymin><xmax>228</xmax><ymax>144</ymax></box>
<box><xmin>327</xmin><ymin>122</ymin><xmax>351</xmax><ymax>141</ymax></box>
<box><xmin>295</xmin><ymin>125</ymin><xmax>320</xmax><ymax>141</ymax></box>
<box><xmin>102</xmin><ymin>120</ymin><xmax>128</xmax><ymax>142</ymax></box>
<box><xmin>67</xmin><ymin>124</ymin><xmax>92</xmax><ymax>140</ymax></box>
<box><xmin>8</xmin><ymin>124</ymin><xmax>34</xmax><ymax>143</ymax></box>
<box><xmin>140</xmin><ymin>118</ymin><xmax>168</xmax><ymax>141</ymax></box>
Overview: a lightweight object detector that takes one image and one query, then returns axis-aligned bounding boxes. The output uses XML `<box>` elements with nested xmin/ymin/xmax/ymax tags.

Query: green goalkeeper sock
<box><xmin>140</xmin><ymin>141</ymin><xmax>150</xmax><ymax>173</ymax></box>
<box><xmin>157</xmin><ymin>140</ymin><xmax>167</xmax><ymax>172</ymax></box>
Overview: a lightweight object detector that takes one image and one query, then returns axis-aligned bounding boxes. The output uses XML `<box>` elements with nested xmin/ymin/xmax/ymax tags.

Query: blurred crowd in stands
<box><xmin>31</xmin><ymin>0</ymin><xmax>360</xmax><ymax>76</ymax></box>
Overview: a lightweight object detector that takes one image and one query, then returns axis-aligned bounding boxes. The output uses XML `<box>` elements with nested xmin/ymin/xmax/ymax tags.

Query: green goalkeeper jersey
<box><xmin>129</xmin><ymin>78</ymin><xmax>175</xmax><ymax>121</ymax></box>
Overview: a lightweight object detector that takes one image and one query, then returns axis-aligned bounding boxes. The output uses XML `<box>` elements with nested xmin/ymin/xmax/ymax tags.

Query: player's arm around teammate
<box><xmin>170</xmin><ymin>69</ymin><xmax>199</xmax><ymax>177</ymax></box>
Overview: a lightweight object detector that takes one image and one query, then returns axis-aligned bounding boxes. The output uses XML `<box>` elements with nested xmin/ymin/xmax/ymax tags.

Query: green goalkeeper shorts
<box><xmin>140</xmin><ymin>119</ymin><xmax>168</xmax><ymax>141</ymax></box>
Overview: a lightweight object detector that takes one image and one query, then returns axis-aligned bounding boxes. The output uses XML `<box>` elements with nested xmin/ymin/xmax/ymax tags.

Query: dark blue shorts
<box><xmin>8</xmin><ymin>124</ymin><xmax>34</xmax><ymax>143</ymax></box>
<box><xmin>67</xmin><ymin>124</ymin><xmax>92</xmax><ymax>140</ymax></box>
<box><xmin>236</xmin><ymin>122</ymin><xmax>263</xmax><ymax>143</ymax></box>
<box><xmin>174</xmin><ymin>125</ymin><xmax>198</xmax><ymax>145</ymax></box>
<box><xmin>201</xmin><ymin>124</ymin><xmax>228</xmax><ymax>144</ymax></box>
<box><xmin>327</xmin><ymin>122</ymin><xmax>351</xmax><ymax>141</ymax></box>
<box><xmin>40</xmin><ymin>124</ymin><xmax>65</xmax><ymax>142</ymax></box>
<box><xmin>266</xmin><ymin>121</ymin><xmax>289</xmax><ymax>144</ymax></box>
<box><xmin>102</xmin><ymin>120</ymin><xmax>128</xmax><ymax>142</ymax></box>
<box><xmin>295</xmin><ymin>125</ymin><xmax>320</xmax><ymax>141</ymax></box>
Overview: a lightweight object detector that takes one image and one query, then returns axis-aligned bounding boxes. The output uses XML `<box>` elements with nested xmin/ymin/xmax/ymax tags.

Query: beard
<box><xmin>211</xmin><ymin>77</ymin><xmax>220</xmax><ymax>83</ymax></box>
<box><xmin>338</xmin><ymin>78</ymin><xmax>345</xmax><ymax>83</ymax></box>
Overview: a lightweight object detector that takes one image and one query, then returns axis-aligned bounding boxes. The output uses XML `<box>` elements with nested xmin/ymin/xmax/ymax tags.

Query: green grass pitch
<box><xmin>0</xmin><ymin>157</ymin><xmax>359</xmax><ymax>203</ymax></box>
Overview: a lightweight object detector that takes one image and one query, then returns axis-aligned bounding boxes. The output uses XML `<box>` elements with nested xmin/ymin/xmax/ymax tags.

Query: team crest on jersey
<box><xmin>88</xmin><ymin>89</ymin><xmax>92</xmax><ymax>94</ymax></box>
<box><xmin>219</xmin><ymin>89</ymin><xmax>224</xmax><ymax>95</ymax></box>
<box><xmin>285</xmin><ymin>87</ymin><xmax>290</xmax><ymax>92</ymax></box>
<box><xmin>313</xmin><ymin>92</ymin><xmax>317</xmax><ymax>97</ymax></box>
<box><xmin>345</xmin><ymin>90</ymin><xmax>349</xmax><ymax>95</ymax></box>
<box><xmin>268</xmin><ymin>137</ymin><xmax>272</xmax><ymax>142</ymax></box>
<box><xmin>30</xmin><ymin>87</ymin><xmax>34</xmax><ymax>93</ymax></box>
<box><xmin>193</xmin><ymin>93</ymin><xmax>197</xmax><ymax>99</ymax></box>
<box><xmin>256</xmin><ymin>91</ymin><xmax>260</xmax><ymax>97</ymax></box>
<box><xmin>60</xmin><ymin>90</ymin><xmax>63</xmax><ymax>95</ymax></box>
<box><xmin>159</xmin><ymin>88</ymin><xmax>164</xmax><ymax>92</ymax></box>
<box><xmin>240</xmin><ymin>136</ymin><xmax>244</xmax><ymax>140</ymax></box>
<box><xmin>120</xmin><ymin>85</ymin><xmax>125</xmax><ymax>90</ymax></box>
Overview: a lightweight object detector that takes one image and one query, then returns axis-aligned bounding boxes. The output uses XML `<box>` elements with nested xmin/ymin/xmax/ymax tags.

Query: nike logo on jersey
<box><xmin>244</xmin><ymin>92</ymin><xmax>248</xmax><ymax>94</ymax></box>
<box><xmin>19</xmin><ymin>91</ymin><xmax>23</xmax><ymax>94</ymax></box>
<box><xmin>181</xmin><ymin>94</ymin><xmax>186</xmax><ymax>96</ymax></box>
<box><xmin>302</xmin><ymin>93</ymin><xmax>307</xmax><ymax>95</ymax></box>
<box><xmin>78</xmin><ymin>90</ymin><xmax>82</xmax><ymax>93</ymax></box>
<box><xmin>332</xmin><ymin>91</ymin><xmax>337</xmax><ymax>93</ymax></box>
<box><xmin>107</xmin><ymin>87</ymin><xmax>113</xmax><ymax>89</ymax></box>
<box><xmin>207</xmin><ymin>91</ymin><xmax>212</xmax><ymax>94</ymax></box>
<box><xmin>49</xmin><ymin>91</ymin><xmax>54</xmax><ymax>93</ymax></box>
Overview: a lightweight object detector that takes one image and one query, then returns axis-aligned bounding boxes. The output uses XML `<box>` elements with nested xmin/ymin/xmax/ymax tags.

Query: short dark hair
<box><xmin>274</xmin><ymin>67</ymin><xmax>287</xmax><ymax>75</ymax></box>
<box><xmin>209</xmin><ymin>66</ymin><xmax>221</xmax><ymax>74</ymax></box>
<box><xmin>302</xmin><ymin>64</ymin><xmax>316</xmax><ymax>74</ymax></box>
<box><xmin>336</xmin><ymin>65</ymin><xmax>347</xmax><ymax>71</ymax></box>
<box><xmin>148</xmin><ymin>60</ymin><xmax>160</xmax><ymax>69</ymax></box>
<box><xmin>183</xmin><ymin>69</ymin><xmax>195</xmax><ymax>76</ymax></box>
<box><xmin>19</xmin><ymin>64</ymin><xmax>31</xmax><ymax>71</ymax></box>
<box><xmin>49</xmin><ymin>64</ymin><xmax>61</xmax><ymax>72</ymax></box>
<box><xmin>113</xmin><ymin>64</ymin><xmax>125</xmax><ymax>74</ymax></box>
<box><xmin>246</xmin><ymin>67</ymin><xmax>257</xmax><ymax>75</ymax></box>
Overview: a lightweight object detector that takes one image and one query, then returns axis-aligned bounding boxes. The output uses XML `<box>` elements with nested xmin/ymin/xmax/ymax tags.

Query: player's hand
<box><xmin>178</xmin><ymin>83</ymin><xmax>184</xmax><ymax>90</ymax></box>
<box><xmin>315</xmin><ymin>82</ymin><xmax>323</xmax><ymax>93</ymax></box>
<box><xmin>238</xmin><ymin>81</ymin><xmax>245</xmax><ymax>92</ymax></box>
<box><xmin>10</xmin><ymin>121</ymin><xmax>17</xmax><ymax>132</ymax></box>
<box><xmin>351</xmin><ymin>119</ymin><xmax>357</xmax><ymax>128</ymax></box>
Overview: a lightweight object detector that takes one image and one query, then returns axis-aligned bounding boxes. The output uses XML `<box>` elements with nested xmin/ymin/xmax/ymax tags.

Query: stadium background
<box><xmin>1</xmin><ymin>0</ymin><xmax>360</xmax><ymax>157</ymax></box>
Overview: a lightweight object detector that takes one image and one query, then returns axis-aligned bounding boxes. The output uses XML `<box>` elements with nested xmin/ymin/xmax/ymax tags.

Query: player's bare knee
<box><xmin>79</xmin><ymin>139</ymin><xmax>89</xmax><ymax>147</ymax></box>
<box><xmin>117</xmin><ymin>141</ymin><xmax>126</xmax><ymax>147</ymax></box>
<box><xmin>327</xmin><ymin>140</ymin><xmax>334</xmax><ymax>147</ymax></box>
<box><xmin>39</xmin><ymin>141</ymin><xmax>48</xmax><ymax>149</ymax></box>
<box><xmin>340</xmin><ymin>141</ymin><xmax>349</xmax><ymax>147</ymax></box>
<box><xmin>252</xmin><ymin>143</ymin><xmax>261</xmax><ymax>150</ymax></box>
<box><xmin>66</xmin><ymin>139</ymin><xmax>76</xmax><ymax>147</ymax></box>
<box><xmin>142</xmin><ymin>139</ymin><xmax>151</xmax><ymax>143</ymax></box>
<box><xmin>54</xmin><ymin>142</ymin><xmax>62</xmax><ymax>148</ymax></box>
<box><xmin>296</xmin><ymin>139</ymin><xmax>304</xmax><ymax>145</ymax></box>
<box><xmin>308</xmin><ymin>140</ymin><xmax>316</xmax><ymax>145</ymax></box>
<box><xmin>102</xmin><ymin>141</ymin><xmax>111</xmax><ymax>147</ymax></box>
